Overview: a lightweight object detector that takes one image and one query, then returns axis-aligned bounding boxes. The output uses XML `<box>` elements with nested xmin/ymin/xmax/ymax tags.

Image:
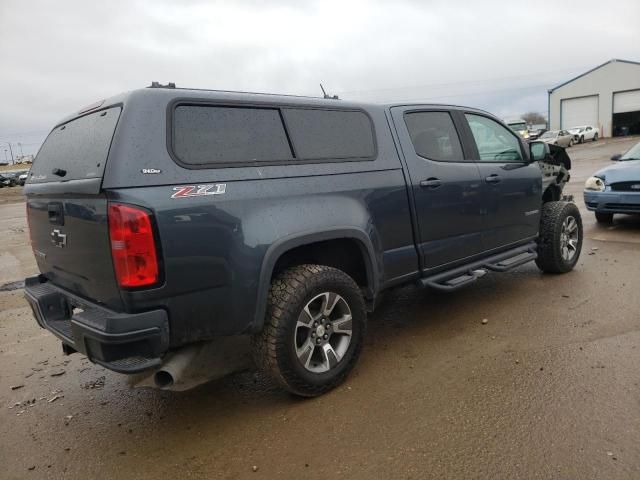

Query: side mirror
<box><xmin>611</xmin><ymin>153</ymin><xmax>622</xmax><ymax>161</ymax></box>
<box><xmin>529</xmin><ymin>141</ymin><xmax>550</xmax><ymax>162</ymax></box>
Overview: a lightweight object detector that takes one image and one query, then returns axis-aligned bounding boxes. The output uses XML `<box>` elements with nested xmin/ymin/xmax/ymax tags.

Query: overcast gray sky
<box><xmin>1</xmin><ymin>0</ymin><xmax>638</xmax><ymax>158</ymax></box>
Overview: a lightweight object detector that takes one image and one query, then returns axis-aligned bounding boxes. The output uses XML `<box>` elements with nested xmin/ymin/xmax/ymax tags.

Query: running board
<box><xmin>485</xmin><ymin>251</ymin><xmax>538</xmax><ymax>272</ymax></box>
<box><xmin>420</xmin><ymin>242</ymin><xmax>538</xmax><ymax>292</ymax></box>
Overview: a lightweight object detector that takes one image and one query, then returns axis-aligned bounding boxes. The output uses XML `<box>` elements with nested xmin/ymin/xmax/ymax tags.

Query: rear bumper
<box><xmin>584</xmin><ymin>191</ymin><xmax>640</xmax><ymax>214</ymax></box>
<box><xmin>24</xmin><ymin>275</ymin><xmax>169</xmax><ymax>373</ymax></box>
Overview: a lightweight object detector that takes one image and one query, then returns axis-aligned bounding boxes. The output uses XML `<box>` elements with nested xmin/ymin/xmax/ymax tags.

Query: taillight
<box><xmin>108</xmin><ymin>203</ymin><xmax>159</xmax><ymax>288</ymax></box>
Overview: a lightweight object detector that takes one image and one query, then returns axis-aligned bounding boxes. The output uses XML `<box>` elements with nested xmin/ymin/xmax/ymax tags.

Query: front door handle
<box><xmin>419</xmin><ymin>178</ymin><xmax>442</xmax><ymax>189</ymax></box>
<box><xmin>485</xmin><ymin>174</ymin><xmax>502</xmax><ymax>184</ymax></box>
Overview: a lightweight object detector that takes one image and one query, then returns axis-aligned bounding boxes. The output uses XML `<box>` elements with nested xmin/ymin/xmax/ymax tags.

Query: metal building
<box><xmin>548</xmin><ymin>59</ymin><xmax>640</xmax><ymax>137</ymax></box>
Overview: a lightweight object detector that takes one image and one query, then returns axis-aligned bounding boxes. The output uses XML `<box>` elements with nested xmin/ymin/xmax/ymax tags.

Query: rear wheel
<box><xmin>593</xmin><ymin>133</ymin><xmax>598</xmax><ymax>142</ymax></box>
<box><xmin>253</xmin><ymin>264</ymin><xmax>366</xmax><ymax>397</ymax></box>
<box><xmin>595</xmin><ymin>212</ymin><xmax>613</xmax><ymax>224</ymax></box>
<box><xmin>536</xmin><ymin>201</ymin><xmax>583</xmax><ymax>273</ymax></box>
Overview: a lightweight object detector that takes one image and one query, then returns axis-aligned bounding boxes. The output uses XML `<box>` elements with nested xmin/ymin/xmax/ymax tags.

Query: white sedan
<box><xmin>568</xmin><ymin>125</ymin><xmax>599</xmax><ymax>144</ymax></box>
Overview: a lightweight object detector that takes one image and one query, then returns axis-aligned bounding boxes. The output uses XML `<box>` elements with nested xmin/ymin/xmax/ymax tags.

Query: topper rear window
<box><xmin>29</xmin><ymin>107</ymin><xmax>121</xmax><ymax>183</ymax></box>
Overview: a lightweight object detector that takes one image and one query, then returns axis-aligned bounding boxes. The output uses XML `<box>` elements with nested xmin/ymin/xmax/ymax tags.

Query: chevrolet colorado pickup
<box><xmin>24</xmin><ymin>84</ymin><xmax>581</xmax><ymax>396</ymax></box>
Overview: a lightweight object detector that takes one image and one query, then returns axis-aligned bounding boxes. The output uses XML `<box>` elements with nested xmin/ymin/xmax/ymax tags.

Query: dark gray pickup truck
<box><xmin>24</xmin><ymin>85</ymin><xmax>581</xmax><ymax>396</ymax></box>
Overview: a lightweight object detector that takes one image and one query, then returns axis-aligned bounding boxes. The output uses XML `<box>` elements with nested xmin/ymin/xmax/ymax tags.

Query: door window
<box><xmin>465</xmin><ymin>114</ymin><xmax>523</xmax><ymax>162</ymax></box>
<box><xmin>404</xmin><ymin>111</ymin><xmax>464</xmax><ymax>162</ymax></box>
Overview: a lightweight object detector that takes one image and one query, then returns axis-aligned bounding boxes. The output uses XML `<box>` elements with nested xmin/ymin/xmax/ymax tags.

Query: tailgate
<box><xmin>25</xmin><ymin>106</ymin><xmax>123</xmax><ymax>309</ymax></box>
<box><xmin>27</xmin><ymin>195</ymin><xmax>122</xmax><ymax>309</ymax></box>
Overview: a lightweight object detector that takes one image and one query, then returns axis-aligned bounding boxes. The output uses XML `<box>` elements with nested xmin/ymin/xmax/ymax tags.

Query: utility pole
<box><xmin>7</xmin><ymin>143</ymin><xmax>14</xmax><ymax>164</ymax></box>
<box><xmin>17</xmin><ymin>142</ymin><xmax>23</xmax><ymax>157</ymax></box>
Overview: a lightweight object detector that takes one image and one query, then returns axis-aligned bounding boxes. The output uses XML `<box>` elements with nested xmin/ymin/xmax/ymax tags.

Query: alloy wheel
<box><xmin>294</xmin><ymin>292</ymin><xmax>353</xmax><ymax>373</ymax></box>
<box><xmin>560</xmin><ymin>215</ymin><xmax>579</xmax><ymax>261</ymax></box>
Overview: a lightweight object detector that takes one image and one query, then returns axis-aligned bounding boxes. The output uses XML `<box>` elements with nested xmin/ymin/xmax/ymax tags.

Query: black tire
<box><xmin>593</xmin><ymin>133</ymin><xmax>598</xmax><ymax>142</ymax></box>
<box><xmin>579</xmin><ymin>136</ymin><xmax>584</xmax><ymax>144</ymax></box>
<box><xmin>595</xmin><ymin>212</ymin><xmax>613</xmax><ymax>224</ymax></box>
<box><xmin>535</xmin><ymin>201</ymin><xmax>583</xmax><ymax>273</ymax></box>
<box><xmin>252</xmin><ymin>264</ymin><xmax>366</xmax><ymax>397</ymax></box>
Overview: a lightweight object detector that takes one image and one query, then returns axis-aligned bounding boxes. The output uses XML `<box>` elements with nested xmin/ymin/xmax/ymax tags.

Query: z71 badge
<box><xmin>171</xmin><ymin>184</ymin><xmax>227</xmax><ymax>199</ymax></box>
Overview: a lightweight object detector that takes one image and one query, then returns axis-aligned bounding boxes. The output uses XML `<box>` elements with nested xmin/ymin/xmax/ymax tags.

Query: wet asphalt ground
<box><xmin>1</xmin><ymin>137</ymin><xmax>639</xmax><ymax>479</ymax></box>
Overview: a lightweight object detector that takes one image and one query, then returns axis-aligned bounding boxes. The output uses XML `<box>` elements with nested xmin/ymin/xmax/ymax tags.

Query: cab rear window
<box><xmin>29</xmin><ymin>107</ymin><xmax>121</xmax><ymax>183</ymax></box>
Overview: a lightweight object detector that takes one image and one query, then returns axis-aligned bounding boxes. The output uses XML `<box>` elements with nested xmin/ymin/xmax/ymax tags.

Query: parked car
<box><xmin>505</xmin><ymin>118</ymin><xmax>530</xmax><ymax>141</ymax></box>
<box><xmin>568</xmin><ymin>125</ymin><xmax>598</xmax><ymax>144</ymax></box>
<box><xmin>584</xmin><ymin>141</ymin><xmax>640</xmax><ymax>223</ymax></box>
<box><xmin>0</xmin><ymin>173</ymin><xmax>20</xmax><ymax>187</ymax></box>
<box><xmin>2</xmin><ymin>172</ymin><xmax>22</xmax><ymax>187</ymax></box>
<box><xmin>17</xmin><ymin>171</ymin><xmax>29</xmax><ymax>186</ymax></box>
<box><xmin>539</xmin><ymin>129</ymin><xmax>574</xmax><ymax>147</ymax></box>
<box><xmin>528</xmin><ymin>128</ymin><xmax>547</xmax><ymax>141</ymax></box>
<box><xmin>614</xmin><ymin>125</ymin><xmax>631</xmax><ymax>137</ymax></box>
<box><xmin>24</xmin><ymin>86</ymin><xmax>582</xmax><ymax>397</ymax></box>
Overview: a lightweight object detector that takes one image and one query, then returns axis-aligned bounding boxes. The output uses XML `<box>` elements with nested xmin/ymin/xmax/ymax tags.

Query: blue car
<box><xmin>584</xmin><ymin>141</ymin><xmax>640</xmax><ymax>223</ymax></box>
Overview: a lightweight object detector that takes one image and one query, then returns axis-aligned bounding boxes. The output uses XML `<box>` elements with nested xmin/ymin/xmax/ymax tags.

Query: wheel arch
<box><xmin>542</xmin><ymin>184</ymin><xmax>562</xmax><ymax>203</ymax></box>
<box><xmin>253</xmin><ymin>229</ymin><xmax>379</xmax><ymax>332</ymax></box>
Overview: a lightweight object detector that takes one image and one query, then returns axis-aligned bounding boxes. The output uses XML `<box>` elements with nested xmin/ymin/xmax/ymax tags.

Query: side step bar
<box><xmin>420</xmin><ymin>242</ymin><xmax>538</xmax><ymax>292</ymax></box>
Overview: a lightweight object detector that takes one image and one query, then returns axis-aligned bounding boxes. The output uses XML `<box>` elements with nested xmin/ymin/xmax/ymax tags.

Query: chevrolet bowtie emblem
<box><xmin>51</xmin><ymin>229</ymin><xmax>67</xmax><ymax>248</ymax></box>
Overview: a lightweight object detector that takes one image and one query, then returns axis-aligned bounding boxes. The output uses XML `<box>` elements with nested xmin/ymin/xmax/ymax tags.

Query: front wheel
<box><xmin>536</xmin><ymin>201</ymin><xmax>583</xmax><ymax>273</ymax></box>
<box><xmin>569</xmin><ymin>139</ymin><xmax>574</xmax><ymax>147</ymax></box>
<box><xmin>253</xmin><ymin>264</ymin><xmax>366</xmax><ymax>397</ymax></box>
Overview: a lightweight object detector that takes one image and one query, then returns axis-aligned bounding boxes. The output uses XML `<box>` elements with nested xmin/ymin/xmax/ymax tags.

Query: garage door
<box><xmin>561</xmin><ymin>95</ymin><xmax>598</xmax><ymax>129</ymax></box>
<box><xmin>613</xmin><ymin>90</ymin><xmax>640</xmax><ymax>113</ymax></box>
<box><xmin>613</xmin><ymin>89</ymin><xmax>640</xmax><ymax>136</ymax></box>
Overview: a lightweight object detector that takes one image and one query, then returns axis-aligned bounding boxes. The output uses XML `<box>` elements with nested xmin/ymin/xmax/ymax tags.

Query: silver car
<box><xmin>539</xmin><ymin>129</ymin><xmax>574</xmax><ymax>148</ymax></box>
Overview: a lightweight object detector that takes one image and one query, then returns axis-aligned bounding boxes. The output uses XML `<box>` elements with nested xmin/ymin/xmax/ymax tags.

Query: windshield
<box><xmin>621</xmin><ymin>142</ymin><xmax>640</xmax><ymax>161</ymax></box>
<box><xmin>508</xmin><ymin>123</ymin><xmax>527</xmax><ymax>132</ymax></box>
<box><xmin>540</xmin><ymin>131</ymin><xmax>556</xmax><ymax>139</ymax></box>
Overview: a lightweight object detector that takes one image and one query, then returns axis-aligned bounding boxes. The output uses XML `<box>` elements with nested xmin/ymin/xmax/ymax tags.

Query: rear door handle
<box><xmin>485</xmin><ymin>174</ymin><xmax>502</xmax><ymax>184</ymax></box>
<box><xmin>419</xmin><ymin>178</ymin><xmax>442</xmax><ymax>189</ymax></box>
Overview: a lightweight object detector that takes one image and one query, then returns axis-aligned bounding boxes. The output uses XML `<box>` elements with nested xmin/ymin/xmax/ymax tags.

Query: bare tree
<box><xmin>522</xmin><ymin>112</ymin><xmax>546</xmax><ymax>126</ymax></box>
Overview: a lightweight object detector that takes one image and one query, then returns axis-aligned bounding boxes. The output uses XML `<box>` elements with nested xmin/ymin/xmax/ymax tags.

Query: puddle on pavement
<box><xmin>0</xmin><ymin>280</ymin><xmax>25</xmax><ymax>292</ymax></box>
